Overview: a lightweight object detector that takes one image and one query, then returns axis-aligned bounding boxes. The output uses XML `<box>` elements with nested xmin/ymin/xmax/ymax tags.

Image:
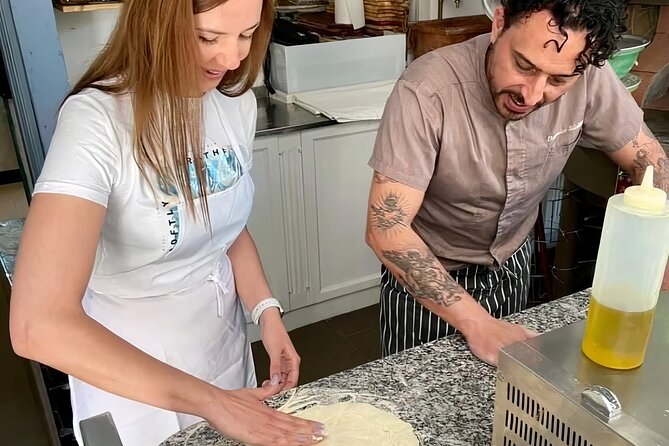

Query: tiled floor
<box><xmin>251</xmin><ymin>303</ymin><xmax>381</xmax><ymax>386</ymax></box>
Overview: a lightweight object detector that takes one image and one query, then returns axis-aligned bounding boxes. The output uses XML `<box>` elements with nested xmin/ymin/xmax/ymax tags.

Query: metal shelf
<box><xmin>53</xmin><ymin>2</ymin><xmax>122</xmax><ymax>13</ymax></box>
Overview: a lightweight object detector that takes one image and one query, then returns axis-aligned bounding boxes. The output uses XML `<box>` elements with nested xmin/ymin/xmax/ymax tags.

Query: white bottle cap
<box><xmin>623</xmin><ymin>166</ymin><xmax>667</xmax><ymax>214</ymax></box>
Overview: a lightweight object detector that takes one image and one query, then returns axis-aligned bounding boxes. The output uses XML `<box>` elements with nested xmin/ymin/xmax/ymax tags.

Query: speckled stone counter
<box><xmin>160</xmin><ymin>291</ymin><xmax>590</xmax><ymax>446</ymax></box>
<box><xmin>0</xmin><ymin>218</ymin><xmax>23</xmax><ymax>286</ymax></box>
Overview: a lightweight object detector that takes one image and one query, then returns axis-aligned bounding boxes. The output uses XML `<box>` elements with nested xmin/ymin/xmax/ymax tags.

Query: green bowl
<box><xmin>622</xmin><ymin>73</ymin><xmax>641</xmax><ymax>93</ymax></box>
<box><xmin>609</xmin><ymin>34</ymin><xmax>650</xmax><ymax>79</ymax></box>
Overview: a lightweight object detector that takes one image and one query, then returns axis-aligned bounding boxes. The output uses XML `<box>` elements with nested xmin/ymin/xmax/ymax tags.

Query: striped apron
<box><xmin>379</xmin><ymin>238</ymin><xmax>532</xmax><ymax>357</ymax></box>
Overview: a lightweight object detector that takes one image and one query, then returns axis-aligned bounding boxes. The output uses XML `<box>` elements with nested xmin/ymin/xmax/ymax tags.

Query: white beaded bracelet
<box><xmin>251</xmin><ymin>297</ymin><xmax>284</xmax><ymax>325</ymax></box>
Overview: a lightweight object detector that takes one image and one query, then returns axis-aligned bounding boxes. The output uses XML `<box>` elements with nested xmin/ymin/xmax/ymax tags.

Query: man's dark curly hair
<box><xmin>501</xmin><ymin>0</ymin><xmax>628</xmax><ymax>74</ymax></box>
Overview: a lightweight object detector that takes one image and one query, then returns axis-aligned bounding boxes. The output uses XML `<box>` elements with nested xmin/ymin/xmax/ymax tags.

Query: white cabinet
<box><xmin>247</xmin><ymin>135</ymin><xmax>290</xmax><ymax>310</ymax></box>
<box><xmin>277</xmin><ymin>133</ymin><xmax>311</xmax><ymax>311</ymax></box>
<box><xmin>247</xmin><ymin>122</ymin><xmax>381</xmax><ymax>325</ymax></box>
<box><xmin>297</xmin><ymin>122</ymin><xmax>382</xmax><ymax>308</ymax></box>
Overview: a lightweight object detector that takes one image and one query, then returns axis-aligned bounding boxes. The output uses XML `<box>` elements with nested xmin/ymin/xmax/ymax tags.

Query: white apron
<box><xmin>69</xmin><ymin>98</ymin><xmax>257</xmax><ymax>446</ymax></box>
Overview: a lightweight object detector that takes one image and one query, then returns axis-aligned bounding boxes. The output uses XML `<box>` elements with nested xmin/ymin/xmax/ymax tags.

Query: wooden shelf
<box><xmin>53</xmin><ymin>2</ymin><xmax>122</xmax><ymax>13</ymax></box>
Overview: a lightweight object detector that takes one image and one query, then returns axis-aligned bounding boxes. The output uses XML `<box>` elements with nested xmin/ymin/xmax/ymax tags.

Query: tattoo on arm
<box><xmin>370</xmin><ymin>191</ymin><xmax>408</xmax><ymax>232</ymax></box>
<box><xmin>382</xmin><ymin>249</ymin><xmax>464</xmax><ymax>306</ymax></box>
<box><xmin>372</xmin><ymin>171</ymin><xmax>463</xmax><ymax>306</ymax></box>
<box><xmin>370</xmin><ymin>173</ymin><xmax>410</xmax><ymax>233</ymax></box>
<box><xmin>631</xmin><ymin>125</ymin><xmax>669</xmax><ymax>192</ymax></box>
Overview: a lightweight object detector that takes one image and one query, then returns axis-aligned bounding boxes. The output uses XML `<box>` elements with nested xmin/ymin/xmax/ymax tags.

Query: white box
<box><xmin>269</xmin><ymin>34</ymin><xmax>406</xmax><ymax>94</ymax></box>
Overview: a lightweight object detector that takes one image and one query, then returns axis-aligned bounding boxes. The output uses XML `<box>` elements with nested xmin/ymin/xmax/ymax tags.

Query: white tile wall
<box><xmin>54</xmin><ymin>9</ymin><xmax>119</xmax><ymax>86</ymax></box>
<box><xmin>53</xmin><ymin>8</ymin><xmax>265</xmax><ymax>88</ymax></box>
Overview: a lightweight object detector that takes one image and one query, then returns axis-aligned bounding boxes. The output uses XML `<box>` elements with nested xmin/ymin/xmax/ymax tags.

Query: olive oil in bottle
<box><xmin>582</xmin><ymin>293</ymin><xmax>656</xmax><ymax>369</ymax></box>
<box><xmin>581</xmin><ymin>166</ymin><xmax>669</xmax><ymax>369</ymax></box>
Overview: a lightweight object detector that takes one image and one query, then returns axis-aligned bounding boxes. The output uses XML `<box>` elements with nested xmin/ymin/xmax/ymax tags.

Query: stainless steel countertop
<box><xmin>255</xmin><ymin>94</ymin><xmax>336</xmax><ymax>137</ymax></box>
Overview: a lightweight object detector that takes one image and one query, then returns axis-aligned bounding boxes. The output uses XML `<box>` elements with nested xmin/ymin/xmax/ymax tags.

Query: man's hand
<box><xmin>459</xmin><ymin>316</ymin><xmax>538</xmax><ymax>366</ymax></box>
<box><xmin>663</xmin><ymin>261</ymin><xmax>669</xmax><ymax>291</ymax></box>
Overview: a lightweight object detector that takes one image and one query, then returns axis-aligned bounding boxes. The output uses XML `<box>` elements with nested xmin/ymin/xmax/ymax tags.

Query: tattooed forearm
<box><xmin>631</xmin><ymin>125</ymin><xmax>669</xmax><ymax>192</ymax></box>
<box><xmin>370</xmin><ymin>191</ymin><xmax>408</xmax><ymax>232</ymax></box>
<box><xmin>382</xmin><ymin>248</ymin><xmax>464</xmax><ymax>306</ymax></box>
<box><xmin>633</xmin><ymin>149</ymin><xmax>669</xmax><ymax>190</ymax></box>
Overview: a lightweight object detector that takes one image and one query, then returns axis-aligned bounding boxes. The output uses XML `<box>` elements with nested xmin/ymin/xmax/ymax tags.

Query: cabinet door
<box><xmin>276</xmin><ymin>133</ymin><xmax>312</xmax><ymax>311</ymax></box>
<box><xmin>297</xmin><ymin>122</ymin><xmax>382</xmax><ymax>308</ymax></box>
<box><xmin>247</xmin><ymin>135</ymin><xmax>290</xmax><ymax>310</ymax></box>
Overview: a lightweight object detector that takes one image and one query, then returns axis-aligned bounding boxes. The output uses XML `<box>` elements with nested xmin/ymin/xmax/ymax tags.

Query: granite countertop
<box><xmin>0</xmin><ymin>219</ymin><xmax>23</xmax><ymax>286</ymax></box>
<box><xmin>160</xmin><ymin>291</ymin><xmax>590</xmax><ymax>446</ymax></box>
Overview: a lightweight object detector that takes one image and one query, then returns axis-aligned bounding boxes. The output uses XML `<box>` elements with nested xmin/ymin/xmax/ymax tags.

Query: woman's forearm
<box><xmin>12</xmin><ymin>308</ymin><xmax>218</xmax><ymax>418</ymax></box>
<box><xmin>9</xmin><ymin>194</ymin><xmax>222</xmax><ymax>420</ymax></box>
<box><xmin>227</xmin><ymin>227</ymin><xmax>274</xmax><ymax>311</ymax></box>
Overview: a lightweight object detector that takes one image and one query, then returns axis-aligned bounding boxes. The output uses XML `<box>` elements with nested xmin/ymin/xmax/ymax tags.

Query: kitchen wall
<box><xmin>54</xmin><ymin>9</ymin><xmax>118</xmax><ymax>86</ymax></box>
<box><xmin>410</xmin><ymin>0</ymin><xmax>486</xmax><ymax>22</ymax></box>
<box><xmin>630</xmin><ymin>5</ymin><xmax>669</xmax><ymax>108</ymax></box>
<box><xmin>55</xmin><ymin>3</ymin><xmax>488</xmax><ymax>88</ymax></box>
<box><xmin>54</xmin><ymin>8</ymin><xmax>266</xmax><ymax>88</ymax></box>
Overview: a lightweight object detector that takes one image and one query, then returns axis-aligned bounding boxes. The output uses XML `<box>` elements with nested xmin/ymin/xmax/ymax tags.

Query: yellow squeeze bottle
<box><xmin>582</xmin><ymin>166</ymin><xmax>669</xmax><ymax>369</ymax></box>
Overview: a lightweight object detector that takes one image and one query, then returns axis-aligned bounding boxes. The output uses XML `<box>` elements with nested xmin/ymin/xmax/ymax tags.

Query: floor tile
<box><xmin>252</xmin><ymin>320</ymin><xmax>368</xmax><ymax>386</ymax></box>
<box><xmin>345</xmin><ymin>327</ymin><xmax>382</xmax><ymax>363</ymax></box>
<box><xmin>251</xmin><ymin>341</ymin><xmax>271</xmax><ymax>384</ymax></box>
<box><xmin>326</xmin><ymin>303</ymin><xmax>380</xmax><ymax>337</ymax></box>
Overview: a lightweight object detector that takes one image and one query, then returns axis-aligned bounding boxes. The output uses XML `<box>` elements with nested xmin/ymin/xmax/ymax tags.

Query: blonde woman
<box><xmin>9</xmin><ymin>0</ymin><xmax>325</xmax><ymax>445</ymax></box>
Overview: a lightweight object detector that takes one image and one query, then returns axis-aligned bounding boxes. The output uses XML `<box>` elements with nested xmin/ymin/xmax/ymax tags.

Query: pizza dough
<box><xmin>295</xmin><ymin>402</ymin><xmax>419</xmax><ymax>445</ymax></box>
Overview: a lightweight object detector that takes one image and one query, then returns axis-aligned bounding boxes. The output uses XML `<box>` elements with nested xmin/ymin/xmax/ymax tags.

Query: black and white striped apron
<box><xmin>379</xmin><ymin>238</ymin><xmax>532</xmax><ymax>357</ymax></box>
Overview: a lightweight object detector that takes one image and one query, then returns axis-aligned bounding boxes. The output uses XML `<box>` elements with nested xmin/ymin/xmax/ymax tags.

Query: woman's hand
<box><xmin>260</xmin><ymin>309</ymin><xmax>301</xmax><ymax>391</ymax></box>
<box><xmin>204</xmin><ymin>385</ymin><xmax>326</xmax><ymax>445</ymax></box>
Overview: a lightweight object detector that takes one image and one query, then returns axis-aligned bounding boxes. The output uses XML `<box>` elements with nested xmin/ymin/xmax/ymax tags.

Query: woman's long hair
<box><xmin>69</xmin><ymin>0</ymin><xmax>273</xmax><ymax>220</ymax></box>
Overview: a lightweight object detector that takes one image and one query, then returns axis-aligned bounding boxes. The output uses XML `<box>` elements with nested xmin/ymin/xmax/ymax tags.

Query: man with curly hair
<box><xmin>366</xmin><ymin>0</ymin><xmax>669</xmax><ymax>365</ymax></box>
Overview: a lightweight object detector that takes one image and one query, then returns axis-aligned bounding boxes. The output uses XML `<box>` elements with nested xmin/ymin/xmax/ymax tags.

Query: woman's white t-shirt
<box><xmin>34</xmin><ymin>87</ymin><xmax>259</xmax><ymax>446</ymax></box>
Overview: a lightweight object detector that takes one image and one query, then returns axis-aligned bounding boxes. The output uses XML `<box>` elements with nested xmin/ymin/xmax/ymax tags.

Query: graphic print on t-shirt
<box><xmin>156</xmin><ymin>138</ymin><xmax>244</xmax><ymax>252</ymax></box>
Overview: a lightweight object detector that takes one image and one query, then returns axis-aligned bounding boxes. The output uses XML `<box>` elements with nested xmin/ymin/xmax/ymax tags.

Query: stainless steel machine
<box><xmin>493</xmin><ymin>295</ymin><xmax>669</xmax><ymax>445</ymax></box>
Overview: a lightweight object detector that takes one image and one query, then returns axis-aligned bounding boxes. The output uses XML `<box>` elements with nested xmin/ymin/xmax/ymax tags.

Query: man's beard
<box><xmin>485</xmin><ymin>44</ymin><xmax>545</xmax><ymax>121</ymax></box>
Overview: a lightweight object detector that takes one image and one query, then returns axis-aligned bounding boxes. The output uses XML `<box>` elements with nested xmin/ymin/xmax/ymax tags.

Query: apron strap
<box><xmin>207</xmin><ymin>270</ymin><xmax>228</xmax><ymax>318</ymax></box>
<box><xmin>206</xmin><ymin>254</ymin><xmax>230</xmax><ymax>318</ymax></box>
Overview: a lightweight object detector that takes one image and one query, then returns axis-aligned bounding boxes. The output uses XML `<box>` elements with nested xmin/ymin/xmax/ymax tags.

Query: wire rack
<box><xmin>527</xmin><ymin>175</ymin><xmax>604</xmax><ymax>307</ymax></box>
